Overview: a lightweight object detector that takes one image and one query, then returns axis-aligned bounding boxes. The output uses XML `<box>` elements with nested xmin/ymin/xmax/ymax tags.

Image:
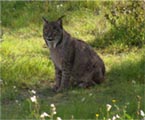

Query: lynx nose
<box><xmin>47</xmin><ymin>37</ymin><xmax>53</xmax><ymax>41</ymax></box>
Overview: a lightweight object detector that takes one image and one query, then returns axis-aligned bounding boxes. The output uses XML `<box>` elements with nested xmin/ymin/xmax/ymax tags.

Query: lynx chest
<box><xmin>50</xmin><ymin>48</ymin><xmax>63</xmax><ymax>70</ymax></box>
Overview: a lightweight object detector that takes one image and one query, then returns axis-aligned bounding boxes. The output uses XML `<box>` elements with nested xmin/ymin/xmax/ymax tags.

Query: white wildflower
<box><xmin>132</xmin><ymin>80</ymin><xmax>136</xmax><ymax>84</ymax></box>
<box><xmin>31</xmin><ymin>90</ymin><xmax>36</xmax><ymax>94</ymax></box>
<box><xmin>81</xmin><ymin>97</ymin><xmax>85</xmax><ymax>102</ymax></box>
<box><xmin>57</xmin><ymin>4</ymin><xmax>63</xmax><ymax>8</ymax></box>
<box><xmin>50</xmin><ymin>103</ymin><xmax>57</xmax><ymax>115</ymax></box>
<box><xmin>52</xmin><ymin>106</ymin><xmax>56</xmax><ymax>111</ymax></box>
<box><xmin>89</xmin><ymin>93</ymin><xmax>93</xmax><ymax>96</ymax></box>
<box><xmin>112</xmin><ymin>116</ymin><xmax>116</xmax><ymax>120</ymax></box>
<box><xmin>116</xmin><ymin>114</ymin><xmax>120</xmax><ymax>118</ymax></box>
<box><xmin>140</xmin><ymin>110</ymin><xmax>145</xmax><ymax>117</ymax></box>
<box><xmin>50</xmin><ymin>103</ymin><xmax>55</xmax><ymax>108</ymax></box>
<box><xmin>30</xmin><ymin>96</ymin><xmax>37</xmax><ymax>103</ymax></box>
<box><xmin>53</xmin><ymin>111</ymin><xmax>57</xmax><ymax>115</ymax></box>
<box><xmin>15</xmin><ymin>100</ymin><xmax>19</xmax><ymax>103</ymax></box>
<box><xmin>112</xmin><ymin>114</ymin><xmax>120</xmax><ymax>120</ymax></box>
<box><xmin>40</xmin><ymin>112</ymin><xmax>50</xmax><ymax>118</ymax></box>
<box><xmin>106</xmin><ymin>104</ymin><xmax>112</xmax><ymax>111</ymax></box>
<box><xmin>71</xmin><ymin>115</ymin><xmax>74</xmax><ymax>119</ymax></box>
<box><xmin>57</xmin><ymin>117</ymin><xmax>62</xmax><ymax>120</ymax></box>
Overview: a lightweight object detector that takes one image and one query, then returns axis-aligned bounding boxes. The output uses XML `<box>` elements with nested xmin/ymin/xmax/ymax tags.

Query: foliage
<box><xmin>104</xmin><ymin>1</ymin><xmax>145</xmax><ymax>47</ymax></box>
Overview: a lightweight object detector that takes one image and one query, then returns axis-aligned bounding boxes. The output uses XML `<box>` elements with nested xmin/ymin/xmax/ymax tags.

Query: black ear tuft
<box><xmin>57</xmin><ymin>15</ymin><xmax>65</xmax><ymax>28</ymax></box>
<box><xmin>42</xmin><ymin>17</ymin><xmax>48</xmax><ymax>23</ymax></box>
<box><xmin>57</xmin><ymin>15</ymin><xmax>65</xmax><ymax>21</ymax></box>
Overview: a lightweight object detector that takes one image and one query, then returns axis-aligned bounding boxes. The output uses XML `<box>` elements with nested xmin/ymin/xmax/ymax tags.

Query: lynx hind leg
<box><xmin>78</xmin><ymin>82</ymin><xmax>94</xmax><ymax>88</ymax></box>
<box><xmin>93</xmin><ymin>67</ymin><xmax>105</xmax><ymax>84</ymax></box>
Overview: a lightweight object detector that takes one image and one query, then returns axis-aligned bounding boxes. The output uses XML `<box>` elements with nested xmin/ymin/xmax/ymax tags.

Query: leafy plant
<box><xmin>104</xmin><ymin>1</ymin><xmax>145</xmax><ymax>47</ymax></box>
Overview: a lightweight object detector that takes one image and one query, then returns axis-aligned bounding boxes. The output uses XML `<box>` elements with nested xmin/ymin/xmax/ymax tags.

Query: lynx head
<box><xmin>42</xmin><ymin>16</ymin><xmax>64</xmax><ymax>48</ymax></box>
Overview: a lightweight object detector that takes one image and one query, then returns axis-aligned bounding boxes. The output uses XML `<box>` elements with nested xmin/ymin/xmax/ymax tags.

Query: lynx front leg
<box><xmin>57</xmin><ymin>41</ymin><xmax>75</xmax><ymax>92</ymax></box>
<box><xmin>57</xmin><ymin>64</ymin><xmax>71</xmax><ymax>92</ymax></box>
<box><xmin>53</xmin><ymin>65</ymin><xmax>62</xmax><ymax>92</ymax></box>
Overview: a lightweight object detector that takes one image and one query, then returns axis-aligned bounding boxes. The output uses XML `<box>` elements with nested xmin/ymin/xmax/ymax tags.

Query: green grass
<box><xmin>1</xmin><ymin>31</ymin><xmax>54</xmax><ymax>86</ymax></box>
<box><xmin>1</xmin><ymin>1</ymin><xmax>145</xmax><ymax>119</ymax></box>
<box><xmin>1</xmin><ymin>28</ymin><xmax>145</xmax><ymax>119</ymax></box>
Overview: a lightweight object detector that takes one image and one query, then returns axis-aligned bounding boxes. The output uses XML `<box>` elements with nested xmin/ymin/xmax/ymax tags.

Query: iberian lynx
<box><xmin>42</xmin><ymin>16</ymin><xmax>105</xmax><ymax>92</ymax></box>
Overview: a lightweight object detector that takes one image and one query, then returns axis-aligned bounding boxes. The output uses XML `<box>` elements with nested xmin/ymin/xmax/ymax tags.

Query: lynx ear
<box><xmin>42</xmin><ymin>17</ymin><xmax>49</xmax><ymax>24</ymax></box>
<box><xmin>57</xmin><ymin>15</ymin><xmax>65</xmax><ymax>28</ymax></box>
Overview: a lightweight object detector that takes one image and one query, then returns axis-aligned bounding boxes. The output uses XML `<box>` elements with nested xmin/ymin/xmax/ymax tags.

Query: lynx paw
<box><xmin>56</xmin><ymin>87</ymin><xmax>64</xmax><ymax>92</ymax></box>
<box><xmin>78</xmin><ymin>82</ymin><xmax>91</xmax><ymax>88</ymax></box>
<box><xmin>52</xmin><ymin>85</ymin><xmax>59</xmax><ymax>92</ymax></box>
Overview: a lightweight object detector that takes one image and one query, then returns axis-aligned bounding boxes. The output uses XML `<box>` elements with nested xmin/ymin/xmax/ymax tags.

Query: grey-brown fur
<box><xmin>42</xmin><ymin>16</ymin><xmax>105</xmax><ymax>92</ymax></box>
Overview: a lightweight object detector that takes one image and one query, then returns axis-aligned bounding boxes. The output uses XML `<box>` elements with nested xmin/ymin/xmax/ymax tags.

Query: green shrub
<box><xmin>104</xmin><ymin>1</ymin><xmax>145</xmax><ymax>48</ymax></box>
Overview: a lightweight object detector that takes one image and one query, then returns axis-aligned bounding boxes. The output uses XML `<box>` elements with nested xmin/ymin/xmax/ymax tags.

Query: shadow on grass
<box><xmin>106</xmin><ymin>55</ymin><xmax>144</xmax><ymax>84</ymax></box>
<box><xmin>89</xmin><ymin>23</ymin><xmax>144</xmax><ymax>49</ymax></box>
<box><xmin>32</xmin><ymin>51</ymin><xmax>145</xmax><ymax>102</ymax></box>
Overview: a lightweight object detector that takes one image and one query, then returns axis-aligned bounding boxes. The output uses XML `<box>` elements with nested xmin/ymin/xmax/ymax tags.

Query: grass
<box><xmin>1</xmin><ymin>1</ymin><xmax>145</xmax><ymax>119</ymax></box>
<box><xmin>1</xmin><ymin>28</ymin><xmax>145</xmax><ymax>119</ymax></box>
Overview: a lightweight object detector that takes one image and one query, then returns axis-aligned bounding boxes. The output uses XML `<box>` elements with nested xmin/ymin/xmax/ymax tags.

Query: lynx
<box><xmin>42</xmin><ymin>16</ymin><xmax>105</xmax><ymax>92</ymax></box>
